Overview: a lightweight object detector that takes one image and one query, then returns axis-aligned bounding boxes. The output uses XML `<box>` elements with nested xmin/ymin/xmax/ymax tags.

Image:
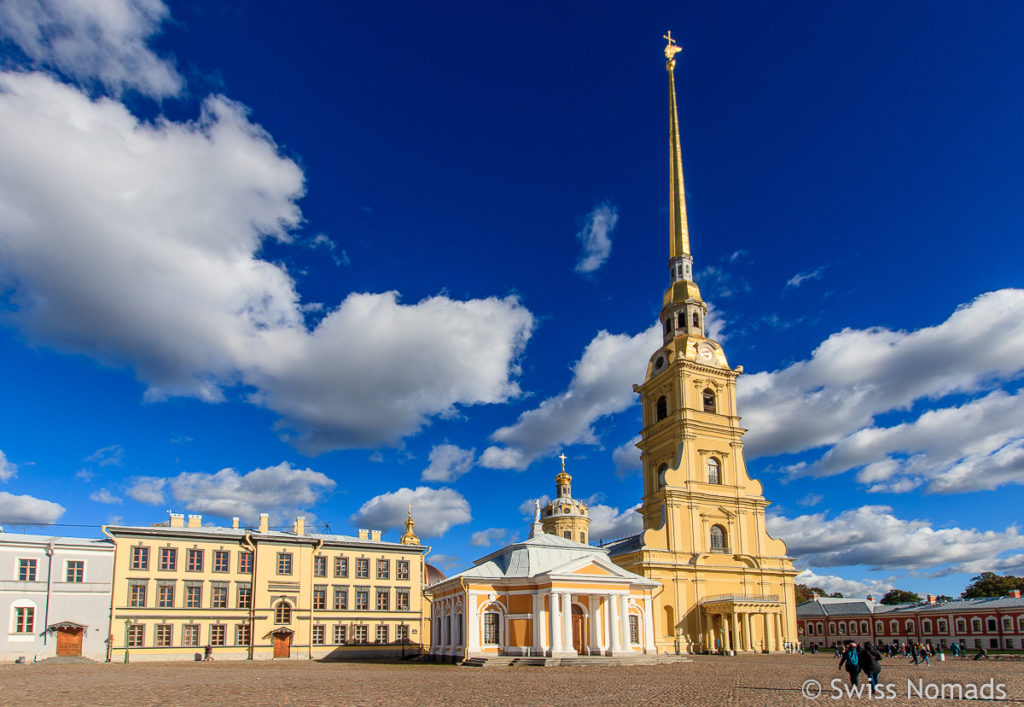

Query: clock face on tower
<box><xmin>697</xmin><ymin>343</ymin><xmax>714</xmax><ymax>364</ymax></box>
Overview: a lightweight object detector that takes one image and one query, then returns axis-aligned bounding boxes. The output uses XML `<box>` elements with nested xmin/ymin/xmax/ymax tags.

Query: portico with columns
<box><xmin>701</xmin><ymin>595</ymin><xmax>786</xmax><ymax>654</ymax></box>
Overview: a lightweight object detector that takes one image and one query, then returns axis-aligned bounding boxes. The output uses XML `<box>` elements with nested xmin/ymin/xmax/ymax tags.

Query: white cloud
<box><xmin>574</xmin><ymin>203</ymin><xmax>618</xmax><ymax>274</ymax></box>
<box><xmin>785</xmin><ymin>266</ymin><xmax>826</xmax><ymax>290</ymax></box>
<box><xmin>480</xmin><ymin>324</ymin><xmax>659</xmax><ymax>470</ymax></box>
<box><xmin>795</xmin><ymin>569</ymin><xmax>893</xmax><ymax>599</ymax></box>
<box><xmin>518</xmin><ymin>496</ymin><xmax>550</xmax><ymax>519</ymax></box>
<box><xmin>797</xmin><ymin>493</ymin><xmax>824</xmax><ymax>507</ymax></box>
<box><xmin>704</xmin><ymin>300</ymin><xmax>727</xmax><ymax>342</ymax></box>
<box><xmin>0</xmin><ymin>450</ymin><xmax>17</xmax><ymax>482</ymax></box>
<box><xmin>588</xmin><ymin>502</ymin><xmax>642</xmax><ymax>541</ymax></box>
<box><xmin>428</xmin><ymin>553</ymin><xmax>463</xmax><ymax>571</ymax></box>
<box><xmin>421</xmin><ymin>444</ymin><xmax>475</xmax><ymax>482</ymax></box>
<box><xmin>89</xmin><ymin>488</ymin><xmax>122</xmax><ymax>504</ymax></box>
<box><xmin>86</xmin><ymin>444</ymin><xmax>124</xmax><ymax>467</ymax></box>
<box><xmin>75</xmin><ymin>469</ymin><xmax>94</xmax><ymax>481</ymax></box>
<box><xmin>470</xmin><ymin>527</ymin><xmax>508</xmax><ymax>547</ymax></box>
<box><xmin>351</xmin><ymin>486</ymin><xmax>471</xmax><ymax>538</ymax></box>
<box><xmin>612</xmin><ymin>435</ymin><xmax>641</xmax><ymax>479</ymax></box>
<box><xmin>696</xmin><ymin>265</ymin><xmax>750</xmax><ymax>299</ymax></box>
<box><xmin>0</xmin><ymin>491</ymin><xmax>65</xmax><ymax>524</ymax></box>
<box><xmin>127</xmin><ymin>462</ymin><xmax>335</xmax><ymax>523</ymax></box>
<box><xmin>738</xmin><ymin>290</ymin><xmax>1024</xmax><ymax>460</ymax></box>
<box><xmin>767</xmin><ymin>505</ymin><xmax>1024</xmax><ymax>573</ymax></box>
<box><xmin>0</xmin><ymin>0</ymin><xmax>182</xmax><ymax>97</ymax></box>
<box><xmin>0</xmin><ymin>70</ymin><xmax>534</xmax><ymax>454</ymax></box>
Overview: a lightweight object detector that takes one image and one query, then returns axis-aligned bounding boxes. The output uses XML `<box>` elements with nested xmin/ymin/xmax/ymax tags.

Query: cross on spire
<box><xmin>559</xmin><ymin>453</ymin><xmax>567</xmax><ymax>473</ymax></box>
<box><xmin>664</xmin><ymin>31</ymin><xmax>682</xmax><ymax>61</ymax></box>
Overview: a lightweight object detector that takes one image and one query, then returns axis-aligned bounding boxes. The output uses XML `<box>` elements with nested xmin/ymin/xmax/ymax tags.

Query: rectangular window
<box><xmin>183</xmin><ymin>624</ymin><xmax>200</xmax><ymax>647</ymax></box>
<box><xmin>396</xmin><ymin>624</ymin><xmax>409</xmax><ymax>642</ymax></box>
<box><xmin>155</xmin><ymin>624</ymin><xmax>172</xmax><ymax>647</ymax></box>
<box><xmin>66</xmin><ymin>560</ymin><xmax>84</xmax><ymax>583</ymax></box>
<box><xmin>355</xmin><ymin>558</ymin><xmax>369</xmax><ymax>578</ymax></box>
<box><xmin>396</xmin><ymin>560</ymin><xmax>410</xmax><ymax>580</ymax></box>
<box><xmin>336</xmin><ymin>557</ymin><xmax>349</xmax><ymax>578</ymax></box>
<box><xmin>159</xmin><ymin>547</ymin><xmax>177</xmax><ymax>571</ymax></box>
<box><xmin>210</xmin><ymin>624</ymin><xmax>226</xmax><ymax>646</ymax></box>
<box><xmin>187</xmin><ymin>549</ymin><xmax>203</xmax><ymax>572</ymax></box>
<box><xmin>185</xmin><ymin>585</ymin><xmax>202</xmax><ymax>608</ymax></box>
<box><xmin>312</xmin><ymin>625</ymin><xmax>325</xmax><ymax>645</ymax></box>
<box><xmin>376</xmin><ymin>559</ymin><xmax>390</xmax><ymax>580</ymax></box>
<box><xmin>211</xmin><ymin>585</ymin><xmax>228</xmax><ymax>608</ymax></box>
<box><xmin>13</xmin><ymin>607</ymin><xmax>34</xmax><ymax>633</ymax></box>
<box><xmin>314</xmin><ymin>555</ymin><xmax>327</xmax><ymax>577</ymax></box>
<box><xmin>396</xmin><ymin>588</ymin><xmax>410</xmax><ymax>611</ymax></box>
<box><xmin>353</xmin><ymin>625</ymin><xmax>368</xmax><ymax>644</ymax></box>
<box><xmin>237</xmin><ymin>585</ymin><xmax>252</xmax><ymax>609</ymax></box>
<box><xmin>333</xmin><ymin>625</ymin><xmax>347</xmax><ymax>645</ymax></box>
<box><xmin>376</xmin><ymin>624</ymin><xmax>388</xmax><ymax>643</ymax></box>
<box><xmin>235</xmin><ymin>624</ymin><xmax>250</xmax><ymax>646</ymax></box>
<box><xmin>238</xmin><ymin>551</ymin><xmax>253</xmax><ymax>574</ymax></box>
<box><xmin>130</xmin><ymin>547</ymin><xmax>149</xmax><ymax>571</ymax></box>
<box><xmin>333</xmin><ymin>587</ymin><xmax>348</xmax><ymax>610</ymax></box>
<box><xmin>629</xmin><ymin>615</ymin><xmax>640</xmax><ymax>644</ymax></box>
<box><xmin>213</xmin><ymin>550</ymin><xmax>230</xmax><ymax>573</ymax></box>
<box><xmin>18</xmin><ymin>558</ymin><xmax>38</xmax><ymax>581</ymax></box>
<box><xmin>313</xmin><ymin>587</ymin><xmax>326</xmax><ymax>610</ymax></box>
<box><xmin>127</xmin><ymin>624</ymin><xmax>144</xmax><ymax>647</ymax></box>
<box><xmin>483</xmin><ymin>613</ymin><xmax>498</xmax><ymax>644</ymax></box>
<box><xmin>355</xmin><ymin>588</ymin><xmax>369</xmax><ymax>611</ymax></box>
<box><xmin>277</xmin><ymin>553</ymin><xmax>293</xmax><ymax>575</ymax></box>
<box><xmin>158</xmin><ymin>584</ymin><xmax>175</xmax><ymax>608</ymax></box>
<box><xmin>376</xmin><ymin>589</ymin><xmax>390</xmax><ymax>611</ymax></box>
<box><xmin>129</xmin><ymin>584</ymin><xmax>147</xmax><ymax>607</ymax></box>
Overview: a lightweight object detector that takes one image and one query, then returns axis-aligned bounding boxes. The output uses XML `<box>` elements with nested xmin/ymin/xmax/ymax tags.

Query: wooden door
<box><xmin>56</xmin><ymin>627</ymin><xmax>83</xmax><ymax>657</ymax></box>
<box><xmin>273</xmin><ymin>633</ymin><xmax>291</xmax><ymax>658</ymax></box>
<box><xmin>571</xmin><ymin>606</ymin><xmax>585</xmax><ymax>654</ymax></box>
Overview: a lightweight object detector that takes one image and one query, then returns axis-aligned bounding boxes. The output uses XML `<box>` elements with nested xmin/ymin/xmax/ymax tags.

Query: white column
<box><xmin>466</xmin><ymin>593</ymin><xmax>480</xmax><ymax>654</ymax></box>
<box><xmin>549</xmin><ymin>592</ymin><xmax>562</xmax><ymax>654</ymax></box>
<box><xmin>561</xmin><ymin>593</ymin><xmax>573</xmax><ymax>654</ymax></box>
<box><xmin>763</xmin><ymin>613</ymin><xmax>772</xmax><ymax>652</ymax></box>
<box><xmin>531</xmin><ymin>593</ymin><xmax>543</xmax><ymax>656</ymax></box>
<box><xmin>588</xmin><ymin>595</ymin><xmax>601</xmax><ymax>655</ymax></box>
<box><xmin>608</xmin><ymin>593</ymin><xmax>622</xmax><ymax>653</ymax></box>
<box><xmin>743</xmin><ymin>612</ymin><xmax>753</xmax><ymax>651</ymax></box>
<box><xmin>619</xmin><ymin>595</ymin><xmax>631</xmax><ymax>650</ymax></box>
<box><xmin>724</xmin><ymin>613</ymin><xmax>733</xmax><ymax>652</ymax></box>
<box><xmin>775</xmin><ymin>612</ymin><xmax>784</xmax><ymax>650</ymax></box>
<box><xmin>643</xmin><ymin>595</ymin><xmax>656</xmax><ymax>653</ymax></box>
<box><xmin>597</xmin><ymin>596</ymin><xmax>609</xmax><ymax>653</ymax></box>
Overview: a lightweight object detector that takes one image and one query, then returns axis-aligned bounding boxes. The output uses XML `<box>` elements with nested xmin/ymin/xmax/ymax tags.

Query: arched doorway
<box><xmin>571</xmin><ymin>605</ymin><xmax>586</xmax><ymax>655</ymax></box>
<box><xmin>50</xmin><ymin>622</ymin><xmax>85</xmax><ymax>657</ymax></box>
<box><xmin>272</xmin><ymin>629</ymin><xmax>292</xmax><ymax>658</ymax></box>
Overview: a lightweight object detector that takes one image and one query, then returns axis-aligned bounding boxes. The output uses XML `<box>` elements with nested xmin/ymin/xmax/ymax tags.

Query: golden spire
<box><xmin>664</xmin><ymin>30</ymin><xmax>691</xmax><ymax>263</ymax></box>
<box><xmin>400</xmin><ymin>504</ymin><xmax>419</xmax><ymax>545</ymax></box>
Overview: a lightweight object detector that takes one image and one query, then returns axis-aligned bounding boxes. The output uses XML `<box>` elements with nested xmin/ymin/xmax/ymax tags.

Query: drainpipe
<box><xmin>242</xmin><ymin>532</ymin><xmax>257</xmax><ymax>660</ymax></box>
<box><xmin>309</xmin><ymin>538</ymin><xmax>323</xmax><ymax>660</ymax></box>
<box><xmin>101</xmin><ymin>525</ymin><xmax>116</xmax><ymax>662</ymax></box>
<box><xmin>34</xmin><ymin>541</ymin><xmax>56</xmax><ymax>662</ymax></box>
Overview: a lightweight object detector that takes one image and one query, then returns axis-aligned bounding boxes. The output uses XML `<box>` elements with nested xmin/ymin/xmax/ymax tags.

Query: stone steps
<box><xmin>462</xmin><ymin>654</ymin><xmax>692</xmax><ymax>667</ymax></box>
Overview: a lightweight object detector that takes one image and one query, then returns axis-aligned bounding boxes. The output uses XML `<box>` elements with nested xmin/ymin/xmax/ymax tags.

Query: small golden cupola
<box><xmin>400</xmin><ymin>505</ymin><xmax>420</xmax><ymax>545</ymax></box>
<box><xmin>540</xmin><ymin>454</ymin><xmax>591</xmax><ymax>544</ymax></box>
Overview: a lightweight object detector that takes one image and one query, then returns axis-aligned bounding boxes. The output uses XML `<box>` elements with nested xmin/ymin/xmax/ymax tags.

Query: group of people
<box><xmin>837</xmin><ymin>641</ymin><xmax>884</xmax><ymax>688</ymax></box>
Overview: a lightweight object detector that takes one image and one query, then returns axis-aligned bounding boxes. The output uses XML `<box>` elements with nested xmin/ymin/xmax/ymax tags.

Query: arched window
<box><xmin>702</xmin><ymin>388</ymin><xmax>716</xmax><ymax>413</ymax></box>
<box><xmin>707</xmin><ymin>457</ymin><xmax>721</xmax><ymax>484</ymax></box>
<box><xmin>482</xmin><ymin>612</ymin><xmax>500</xmax><ymax>645</ymax></box>
<box><xmin>922</xmin><ymin>619</ymin><xmax>932</xmax><ymax>633</ymax></box>
<box><xmin>816</xmin><ymin>622</ymin><xmax>823</xmax><ymax>635</ymax></box>
<box><xmin>875</xmin><ymin>620</ymin><xmax>883</xmax><ymax>634</ymax></box>
<box><xmin>677</xmin><ymin>312</ymin><xmax>685</xmax><ymax>329</ymax></box>
<box><xmin>709</xmin><ymin>524</ymin><xmax>727</xmax><ymax>552</ymax></box>
<box><xmin>664</xmin><ymin>318</ymin><xmax>671</xmax><ymax>334</ymax></box>
<box><xmin>563</xmin><ymin>531</ymin><xmax>571</xmax><ymax>539</ymax></box>
<box><xmin>663</xmin><ymin>605</ymin><xmax>675</xmax><ymax>636</ymax></box>
<box><xmin>656</xmin><ymin>396</ymin><xmax>667</xmax><ymax>421</ymax></box>
<box><xmin>956</xmin><ymin>618</ymin><xmax>967</xmax><ymax>633</ymax></box>
<box><xmin>805</xmin><ymin>623</ymin><xmax>814</xmax><ymax>635</ymax></box>
<box><xmin>890</xmin><ymin>619</ymin><xmax>898</xmax><ymax>633</ymax></box>
<box><xmin>692</xmin><ymin>312</ymin><xmax>700</xmax><ymax>329</ymax></box>
<box><xmin>579</xmin><ymin>532</ymin><xmax>586</xmax><ymax>543</ymax></box>
<box><xmin>971</xmin><ymin>618</ymin><xmax>982</xmax><ymax>632</ymax></box>
<box><xmin>838</xmin><ymin>621</ymin><xmax>846</xmax><ymax>635</ymax></box>
<box><xmin>275</xmin><ymin>601</ymin><xmax>292</xmax><ymax>624</ymax></box>
<box><xmin>987</xmin><ymin>618</ymin><xmax>997</xmax><ymax>632</ymax></box>
<box><xmin>905</xmin><ymin>619</ymin><xmax>914</xmax><ymax>633</ymax></box>
<box><xmin>937</xmin><ymin>619</ymin><xmax>947</xmax><ymax>633</ymax></box>
<box><xmin>860</xmin><ymin>620</ymin><xmax>869</xmax><ymax>634</ymax></box>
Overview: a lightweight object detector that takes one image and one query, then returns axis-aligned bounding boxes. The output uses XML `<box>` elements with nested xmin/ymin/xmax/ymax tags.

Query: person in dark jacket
<box><xmin>858</xmin><ymin>642</ymin><xmax>883</xmax><ymax>690</ymax></box>
<box><xmin>838</xmin><ymin>641</ymin><xmax>861</xmax><ymax>686</ymax></box>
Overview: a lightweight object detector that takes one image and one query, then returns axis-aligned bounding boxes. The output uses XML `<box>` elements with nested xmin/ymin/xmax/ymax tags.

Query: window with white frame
<box><xmin>838</xmin><ymin>621</ymin><xmax>846</xmax><ymax>635</ymax></box>
<box><xmin>333</xmin><ymin>624</ymin><xmax>347</xmax><ymax>645</ymax></box>
<box><xmin>483</xmin><ymin>612</ymin><xmax>500</xmax><ymax>645</ymax></box>
<box><xmin>971</xmin><ymin>618</ymin><xmax>982</xmax><ymax>632</ymax></box>
<box><xmin>275</xmin><ymin>602</ymin><xmax>292</xmax><ymax>624</ymax></box>
<box><xmin>922</xmin><ymin>619</ymin><xmax>932</xmax><ymax>633</ymax></box>
<box><xmin>12</xmin><ymin>605</ymin><xmax>35</xmax><ymax>634</ymax></box>
<box><xmin>956</xmin><ymin>618</ymin><xmax>967</xmax><ymax>633</ymax></box>
<box><xmin>66</xmin><ymin>560</ymin><xmax>84</xmax><ymax>583</ymax></box>
<box><xmin>875</xmin><ymin>620</ymin><xmax>883</xmax><ymax>634</ymax></box>
<box><xmin>629</xmin><ymin>615</ymin><xmax>640</xmax><ymax>644</ymax></box>
<box><xmin>155</xmin><ymin>624</ymin><xmax>172</xmax><ymax>647</ymax></box>
<box><xmin>890</xmin><ymin>619</ymin><xmax>898</xmax><ymax>633</ymax></box>
<box><xmin>1003</xmin><ymin>617</ymin><xmax>1013</xmax><ymax>632</ymax></box>
<box><xmin>905</xmin><ymin>619</ymin><xmax>914</xmax><ymax>633</ymax></box>
<box><xmin>210</xmin><ymin>624</ymin><xmax>226</xmax><ymax>646</ymax></box>
<box><xmin>312</xmin><ymin>625</ymin><xmax>326</xmax><ymax>645</ymax></box>
<box><xmin>709</xmin><ymin>525</ymin><xmax>727</xmax><ymax>552</ymax></box>
<box><xmin>397</xmin><ymin>624</ymin><xmax>409</xmax><ymax>642</ymax></box>
<box><xmin>183</xmin><ymin>624</ymin><xmax>200</xmax><ymax>647</ymax></box>
<box><xmin>937</xmin><ymin>619</ymin><xmax>947</xmax><ymax>633</ymax></box>
<box><xmin>18</xmin><ymin>559</ymin><xmax>37</xmax><ymax>581</ymax></box>
<box><xmin>127</xmin><ymin>624</ymin><xmax>144</xmax><ymax>647</ymax></box>
<box><xmin>353</xmin><ymin>624</ymin><xmax>368</xmax><ymax>644</ymax></box>
<box><xmin>235</xmin><ymin>624</ymin><xmax>250</xmax><ymax>646</ymax></box>
<box><xmin>860</xmin><ymin>620</ymin><xmax>868</xmax><ymax>634</ymax></box>
<box><xmin>375</xmin><ymin>624</ymin><xmax>388</xmax><ymax>643</ymax></box>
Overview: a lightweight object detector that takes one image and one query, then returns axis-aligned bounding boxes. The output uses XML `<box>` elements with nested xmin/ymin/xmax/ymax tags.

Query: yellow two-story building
<box><xmin>104</xmin><ymin>510</ymin><xmax>428</xmax><ymax>660</ymax></box>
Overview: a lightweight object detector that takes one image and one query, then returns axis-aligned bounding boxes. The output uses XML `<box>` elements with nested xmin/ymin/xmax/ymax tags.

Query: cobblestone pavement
<box><xmin>1</xmin><ymin>653</ymin><xmax>1021</xmax><ymax>706</ymax></box>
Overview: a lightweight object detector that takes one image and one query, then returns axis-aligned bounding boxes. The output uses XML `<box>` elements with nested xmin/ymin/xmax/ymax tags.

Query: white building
<box><xmin>1</xmin><ymin>533</ymin><xmax>114</xmax><ymax>661</ymax></box>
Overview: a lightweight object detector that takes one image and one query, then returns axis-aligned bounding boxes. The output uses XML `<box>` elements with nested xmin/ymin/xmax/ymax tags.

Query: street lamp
<box><xmin>124</xmin><ymin>618</ymin><xmax>133</xmax><ymax>664</ymax></box>
<box><xmin>400</xmin><ymin>620</ymin><xmax>406</xmax><ymax>658</ymax></box>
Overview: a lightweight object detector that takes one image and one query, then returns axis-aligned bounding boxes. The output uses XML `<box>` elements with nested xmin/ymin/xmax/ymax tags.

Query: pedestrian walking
<box><xmin>973</xmin><ymin>646</ymin><xmax>990</xmax><ymax>660</ymax></box>
<box><xmin>839</xmin><ymin>641</ymin><xmax>862</xmax><ymax>687</ymax></box>
<box><xmin>858</xmin><ymin>642</ymin><xmax>883</xmax><ymax>691</ymax></box>
<box><xmin>203</xmin><ymin>644</ymin><xmax>213</xmax><ymax>661</ymax></box>
<box><xmin>919</xmin><ymin>643</ymin><xmax>930</xmax><ymax>666</ymax></box>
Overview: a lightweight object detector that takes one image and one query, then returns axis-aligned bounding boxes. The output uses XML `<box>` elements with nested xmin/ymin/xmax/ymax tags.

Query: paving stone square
<box><xmin>1</xmin><ymin>653</ymin><xmax>1021</xmax><ymax>706</ymax></box>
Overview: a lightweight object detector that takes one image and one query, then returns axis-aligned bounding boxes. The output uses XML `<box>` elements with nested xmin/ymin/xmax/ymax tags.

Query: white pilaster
<box><xmin>729</xmin><ymin>612</ymin><xmax>739</xmax><ymax>653</ymax></box>
<box><xmin>608</xmin><ymin>593</ymin><xmax>622</xmax><ymax>653</ymax></box>
<box><xmin>531</xmin><ymin>592</ymin><xmax>543</xmax><ymax>656</ymax></box>
<box><xmin>619</xmin><ymin>595</ymin><xmax>631</xmax><ymax>650</ymax></box>
<box><xmin>466</xmin><ymin>592</ymin><xmax>480</xmax><ymax>654</ymax></box>
<box><xmin>643</xmin><ymin>595</ymin><xmax>656</xmax><ymax>653</ymax></box>
<box><xmin>723</xmin><ymin>613</ymin><xmax>732</xmax><ymax>652</ymax></box>
<box><xmin>549</xmin><ymin>592</ymin><xmax>563</xmax><ymax>654</ymax></box>
<box><xmin>743</xmin><ymin>612</ymin><xmax>753</xmax><ymax>652</ymax></box>
<box><xmin>588</xmin><ymin>595</ymin><xmax>601</xmax><ymax>655</ymax></box>
<box><xmin>561</xmin><ymin>593</ymin><xmax>573</xmax><ymax>654</ymax></box>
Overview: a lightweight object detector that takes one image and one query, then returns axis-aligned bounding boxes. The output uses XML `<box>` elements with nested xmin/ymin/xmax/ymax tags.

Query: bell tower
<box><xmin>607</xmin><ymin>32</ymin><xmax>797</xmax><ymax>655</ymax></box>
<box><xmin>540</xmin><ymin>454</ymin><xmax>591</xmax><ymax>544</ymax></box>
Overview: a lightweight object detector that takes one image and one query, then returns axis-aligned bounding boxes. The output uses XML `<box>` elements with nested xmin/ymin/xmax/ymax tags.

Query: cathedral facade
<box><xmin>604</xmin><ymin>33</ymin><xmax>798</xmax><ymax>654</ymax></box>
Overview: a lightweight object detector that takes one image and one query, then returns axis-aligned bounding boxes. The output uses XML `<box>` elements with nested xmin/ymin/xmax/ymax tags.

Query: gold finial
<box><xmin>559</xmin><ymin>453</ymin><xmax>567</xmax><ymax>473</ymax></box>
<box><xmin>664</xmin><ymin>31</ymin><xmax>682</xmax><ymax>63</ymax></box>
<box><xmin>407</xmin><ymin>504</ymin><xmax>412</xmax><ymax>516</ymax></box>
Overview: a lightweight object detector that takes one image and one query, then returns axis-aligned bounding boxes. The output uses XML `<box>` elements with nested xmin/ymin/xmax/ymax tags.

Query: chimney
<box><xmin>370</xmin><ymin>529</ymin><xmax>381</xmax><ymax>541</ymax></box>
<box><xmin>232</xmin><ymin>517</ymin><xmax>239</xmax><ymax>530</ymax></box>
<box><xmin>187</xmin><ymin>514</ymin><xmax>202</xmax><ymax>528</ymax></box>
<box><xmin>811</xmin><ymin>593</ymin><xmax>820</xmax><ymax>601</ymax></box>
<box><xmin>259</xmin><ymin>513</ymin><xmax>269</xmax><ymax>533</ymax></box>
<box><xmin>866</xmin><ymin>595</ymin><xmax>875</xmax><ymax>603</ymax></box>
<box><xmin>293</xmin><ymin>516</ymin><xmax>305</xmax><ymax>535</ymax></box>
<box><xmin>169</xmin><ymin>512</ymin><xmax>185</xmax><ymax>528</ymax></box>
<box><xmin>358</xmin><ymin>529</ymin><xmax>369</xmax><ymax>540</ymax></box>
<box><xmin>926</xmin><ymin>594</ymin><xmax>936</xmax><ymax>604</ymax></box>
<box><xmin>1009</xmin><ymin>589</ymin><xmax>1022</xmax><ymax>599</ymax></box>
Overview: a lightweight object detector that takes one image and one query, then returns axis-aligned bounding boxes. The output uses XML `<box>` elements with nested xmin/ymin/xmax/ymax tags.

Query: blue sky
<box><xmin>1</xmin><ymin>1</ymin><xmax>1023</xmax><ymax>599</ymax></box>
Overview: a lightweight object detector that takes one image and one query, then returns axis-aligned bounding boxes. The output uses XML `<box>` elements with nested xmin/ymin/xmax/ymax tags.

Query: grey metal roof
<box><xmin>796</xmin><ymin>598</ymin><xmax>880</xmax><ymax>617</ymax></box>
<box><xmin>798</xmin><ymin>595</ymin><xmax>1024</xmax><ymax>620</ymax></box>
<box><xmin>0</xmin><ymin>533</ymin><xmax>112</xmax><ymax>549</ymax></box>
<box><xmin>602</xmin><ymin>533</ymin><xmax>644</xmax><ymax>557</ymax></box>
<box><xmin>102</xmin><ymin>524</ymin><xmax>423</xmax><ymax>550</ymax></box>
